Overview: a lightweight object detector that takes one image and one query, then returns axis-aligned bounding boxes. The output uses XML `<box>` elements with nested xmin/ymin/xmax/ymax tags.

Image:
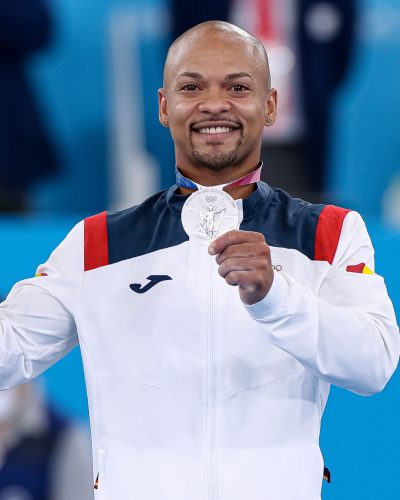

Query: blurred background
<box><xmin>0</xmin><ymin>0</ymin><xmax>400</xmax><ymax>498</ymax></box>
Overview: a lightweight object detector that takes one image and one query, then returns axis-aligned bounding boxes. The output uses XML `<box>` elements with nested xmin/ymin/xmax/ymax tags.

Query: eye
<box><xmin>230</xmin><ymin>84</ymin><xmax>249</xmax><ymax>92</ymax></box>
<box><xmin>181</xmin><ymin>83</ymin><xmax>200</xmax><ymax>91</ymax></box>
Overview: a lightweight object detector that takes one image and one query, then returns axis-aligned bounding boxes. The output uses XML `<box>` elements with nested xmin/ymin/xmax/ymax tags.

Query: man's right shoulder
<box><xmin>83</xmin><ymin>188</ymin><xmax>186</xmax><ymax>271</ymax></box>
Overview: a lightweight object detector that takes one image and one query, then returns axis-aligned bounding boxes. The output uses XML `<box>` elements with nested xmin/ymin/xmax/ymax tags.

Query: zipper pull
<box><xmin>94</xmin><ymin>473</ymin><xmax>99</xmax><ymax>490</ymax></box>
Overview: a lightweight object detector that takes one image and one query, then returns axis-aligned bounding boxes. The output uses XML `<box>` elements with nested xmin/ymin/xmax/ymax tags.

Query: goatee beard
<box><xmin>190</xmin><ymin>137</ymin><xmax>243</xmax><ymax>171</ymax></box>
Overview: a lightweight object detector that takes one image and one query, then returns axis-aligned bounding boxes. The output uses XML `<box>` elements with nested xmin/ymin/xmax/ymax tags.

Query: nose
<box><xmin>198</xmin><ymin>89</ymin><xmax>231</xmax><ymax>114</ymax></box>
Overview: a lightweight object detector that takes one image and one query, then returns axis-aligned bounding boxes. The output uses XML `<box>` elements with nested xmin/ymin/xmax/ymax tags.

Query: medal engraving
<box><xmin>199</xmin><ymin>204</ymin><xmax>226</xmax><ymax>240</ymax></box>
<box><xmin>182</xmin><ymin>188</ymin><xmax>239</xmax><ymax>241</ymax></box>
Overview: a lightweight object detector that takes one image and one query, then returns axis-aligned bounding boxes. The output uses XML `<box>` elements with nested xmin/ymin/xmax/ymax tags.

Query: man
<box><xmin>0</xmin><ymin>21</ymin><xmax>398</xmax><ymax>500</ymax></box>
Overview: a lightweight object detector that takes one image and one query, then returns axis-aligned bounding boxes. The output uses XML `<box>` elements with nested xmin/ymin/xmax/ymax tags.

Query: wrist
<box><xmin>243</xmin><ymin>271</ymin><xmax>288</xmax><ymax>320</ymax></box>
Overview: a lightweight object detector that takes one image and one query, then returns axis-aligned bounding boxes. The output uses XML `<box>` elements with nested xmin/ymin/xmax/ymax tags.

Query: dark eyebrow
<box><xmin>177</xmin><ymin>71</ymin><xmax>253</xmax><ymax>81</ymax></box>
<box><xmin>177</xmin><ymin>71</ymin><xmax>203</xmax><ymax>80</ymax></box>
<box><xmin>225</xmin><ymin>72</ymin><xmax>253</xmax><ymax>80</ymax></box>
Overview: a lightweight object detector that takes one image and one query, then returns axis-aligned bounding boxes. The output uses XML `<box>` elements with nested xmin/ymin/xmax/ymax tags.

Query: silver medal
<box><xmin>181</xmin><ymin>188</ymin><xmax>239</xmax><ymax>242</ymax></box>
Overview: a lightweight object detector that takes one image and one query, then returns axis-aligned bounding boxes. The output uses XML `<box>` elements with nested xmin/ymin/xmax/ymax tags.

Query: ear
<box><xmin>264</xmin><ymin>88</ymin><xmax>278</xmax><ymax>126</ymax></box>
<box><xmin>158</xmin><ymin>88</ymin><xmax>168</xmax><ymax>126</ymax></box>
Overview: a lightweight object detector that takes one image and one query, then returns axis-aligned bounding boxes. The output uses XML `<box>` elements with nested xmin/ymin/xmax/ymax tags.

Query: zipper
<box><xmin>207</xmin><ymin>254</ymin><xmax>217</xmax><ymax>500</ymax></box>
<box><xmin>206</xmin><ymin>200</ymin><xmax>242</xmax><ymax>500</ymax></box>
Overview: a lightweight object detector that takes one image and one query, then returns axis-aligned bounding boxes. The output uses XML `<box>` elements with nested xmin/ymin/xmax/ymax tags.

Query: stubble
<box><xmin>190</xmin><ymin>136</ymin><xmax>243</xmax><ymax>171</ymax></box>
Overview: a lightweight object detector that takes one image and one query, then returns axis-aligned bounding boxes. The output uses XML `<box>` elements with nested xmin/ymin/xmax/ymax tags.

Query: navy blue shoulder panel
<box><xmin>241</xmin><ymin>186</ymin><xmax>325</xmax><ymax>260</ymax></box>
<box><xmin>107</xmin><ymin>190</ymin><xmax>188</xmax><ymax>265</ymax></box>
<box><xmin>106</xmin><ymin>184</ymin><xmax>325</xmax><ymax>264</ymax></box>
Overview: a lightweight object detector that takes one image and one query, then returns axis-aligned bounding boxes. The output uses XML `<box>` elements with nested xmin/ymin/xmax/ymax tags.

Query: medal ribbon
<box><xmin>175</xmin><ymin>163</ymin><xmax>263</xmax><ymax>191</ymax></box>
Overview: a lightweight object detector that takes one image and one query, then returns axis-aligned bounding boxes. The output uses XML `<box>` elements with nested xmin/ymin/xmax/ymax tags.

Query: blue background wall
<box><xmin>328</xmin><ymin>0</ymin><xmax>400</xmax><ymax>215</ymax></box>
<box><xmin>29</xmin><ymin>0</ymin><xmax>174</xmax><ymax>214</ymax></box>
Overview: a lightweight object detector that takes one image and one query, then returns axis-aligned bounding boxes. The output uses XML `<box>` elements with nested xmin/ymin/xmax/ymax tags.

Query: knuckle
<box><xmin>256</xmin><ymin>232</ymin><xmax>265</xmax><ymax>242</ymax></box>
<box><xmin>248</xmin><ymin>231</ymin><xmax>265</xmax><ymax>244</ymax></box>
<box><xmin>262</xmin><ymin>243</ymin><xmax>270</xmax><ymax>256</ymax></box>
<box><xmin>218</xmin><ymin>263</ymin><xmax>227</xmax><ymax>278</ymax></box>
<box><xmin>213</xmin><ymin>240</ymin><xmax>223</xmax><ymax>253</ymax></box>
<box><xmin>226</xmin><ymin>271</ymin><xmax>239</xmax><ymax>286</ymax></box>
<box><xmin>227</xmin><ymin>231</ymin><xmax>237</xmax><ymax>244</ymax></box>
<box><xmin>252</xmin><ymin>259</ymin><xmax>267</xmax><ymax>274</ymax></box>
<box><xmin>255</xmin><ymin>240</ymin><xmax>269</xmax><ymax>257</ymax></box>
<box><xmin>224</xmin><ymin>245</ymin><xmax>235</xmax><ymax>258</ymax></box>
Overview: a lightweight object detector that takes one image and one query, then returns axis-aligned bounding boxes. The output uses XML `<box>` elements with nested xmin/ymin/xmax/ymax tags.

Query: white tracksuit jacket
<box><xmin>0</xmin><ymin>182</ymin><xmax>398</xmax><ymax>500</ymax></box>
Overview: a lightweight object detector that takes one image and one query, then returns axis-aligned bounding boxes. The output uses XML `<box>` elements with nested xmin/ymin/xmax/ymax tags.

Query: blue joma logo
<box><xmin>130</xmin><ymin>275</ymin><xmax>172</xmax><ymax>294</ymax></box>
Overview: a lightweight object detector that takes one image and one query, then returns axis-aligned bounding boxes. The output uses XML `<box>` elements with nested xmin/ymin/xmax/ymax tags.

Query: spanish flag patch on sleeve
<box><xmin>346</xmin><ymin>263</ymin><xmax>373</xmax><ymax>274</ymax></box>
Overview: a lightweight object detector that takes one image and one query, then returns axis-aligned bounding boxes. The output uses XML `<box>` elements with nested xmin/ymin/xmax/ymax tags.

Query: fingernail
<box><xmin>208</xmin><ymin>244</ymin><xmax>216</xmax><ymax>255</ymax></box>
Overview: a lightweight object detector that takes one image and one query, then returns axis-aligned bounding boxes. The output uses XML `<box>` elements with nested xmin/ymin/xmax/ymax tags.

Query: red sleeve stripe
<box><xmin>84</xmin><ymin>211</ymin><xmax>109</xmax><ymax>271</ymax></box>
<box><xmin>314</xmin><ymin>205</ymin><xmax>351</xmax><ymax>264</ymax></box>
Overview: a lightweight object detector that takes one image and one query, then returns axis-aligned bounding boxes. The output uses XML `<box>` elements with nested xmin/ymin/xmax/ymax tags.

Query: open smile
<box><xmin>191</xmin><ymin>122</ymin><xmax>242</xmax><ymax>140</ymax></box>
<box><xmin>198</xmin><ymin>126</ymin><xmax>234</xmax><ymax>134</ymax></box>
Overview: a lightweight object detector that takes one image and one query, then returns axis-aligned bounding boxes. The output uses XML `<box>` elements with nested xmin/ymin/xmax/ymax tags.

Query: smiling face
<box><xmin>159</xmin><ymin>23</ymin><xmax>277</xmax><ymax>184</ymax></box>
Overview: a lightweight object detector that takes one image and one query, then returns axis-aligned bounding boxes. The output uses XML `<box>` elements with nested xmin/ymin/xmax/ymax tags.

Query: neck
<box><xmin>178</xmin><ymin>183</ymin><xmax>256</xmax><ymax>200</ymax></box>
<box><xmin>176</xmin><ymin>162</ymin><xmax>262</xmax><ymax>200</ymax></box>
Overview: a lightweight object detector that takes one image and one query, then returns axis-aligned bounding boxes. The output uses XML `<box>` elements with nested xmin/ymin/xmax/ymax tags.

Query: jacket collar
<box><xmin>165</xmin><ymin>181</ymin><xmax>273</xmax><ymax>220</ymax></box>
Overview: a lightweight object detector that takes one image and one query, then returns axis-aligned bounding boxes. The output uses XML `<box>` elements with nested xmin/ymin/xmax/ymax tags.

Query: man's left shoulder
<box><xmin>263</xmin><ymin>186</ymin><xmax>355</xmax><ymax>261</ymax></box>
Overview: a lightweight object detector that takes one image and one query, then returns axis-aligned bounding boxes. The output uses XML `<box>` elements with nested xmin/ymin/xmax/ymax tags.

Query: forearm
<box><xmin>245</xmin><ymin>272</ymin><xmax>399</xmax><ymax>395</ymax></box>
<box><xmin>0</xmin><ymin>283</ymin><xmax>78</xmax><ymax>388</ymax></box>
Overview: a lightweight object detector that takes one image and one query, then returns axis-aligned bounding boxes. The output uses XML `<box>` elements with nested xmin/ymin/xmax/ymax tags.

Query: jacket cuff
<box><xmin>243</xmin><ymin>271</ymin><xmax>289</xmax><ymax>321</ymax></box>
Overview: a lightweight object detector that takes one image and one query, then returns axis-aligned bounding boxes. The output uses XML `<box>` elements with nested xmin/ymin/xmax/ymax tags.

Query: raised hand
<box><xmin>208</xmin><ymin>229</ymin><xmax>274</xmax><ymax>305</ymax></box>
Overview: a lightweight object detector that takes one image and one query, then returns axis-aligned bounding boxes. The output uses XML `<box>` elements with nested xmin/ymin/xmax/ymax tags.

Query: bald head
<box><xmin>163</xmin><ymin>21</ymin><xmax>271</xmax><ymax>90</ymax></box>
<box><xmin>158</xmin><ymin>20</ymin><xmax>278</xmax><ymax>176</ymax></box>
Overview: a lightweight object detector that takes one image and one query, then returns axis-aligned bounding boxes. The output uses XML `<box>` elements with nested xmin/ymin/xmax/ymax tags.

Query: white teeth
<box><xmin>198</xmin><ymin>126</ymin><xmax>232</xmax><ymax>134</ymax></box>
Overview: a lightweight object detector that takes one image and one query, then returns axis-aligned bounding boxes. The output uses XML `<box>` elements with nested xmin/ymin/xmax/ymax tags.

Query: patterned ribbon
<box><xmin>175</xmin><ymin>163</ymin><xmax>263</xmax><ymax>191</ymax></box>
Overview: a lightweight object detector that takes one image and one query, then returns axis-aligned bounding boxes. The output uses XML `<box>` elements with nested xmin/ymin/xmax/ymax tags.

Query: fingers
<box><xmin>217</xmin><ymin>256</ymin><xmax>262</xmax><ymax>279</ymax></box>
<box><xmin>208</xmin><ymin>230</ymin><xmax>265</xmax><ymax>256</ymax></box>
<box><xmin>224</xmin><ymin>270</ymin><xmax>260</xmax><ymax>290</ymax></box>
<box><xmin>214</xmin><ymin>243</ymin><xmax>258</xmax><ymax>265</ymax></box>
<box><xmin>219</xmin><ymin>264</ymin><xmax>266</xmax><ymax>294</ymax></box>
<box><xmin>208</xmin><ymin>229</ymin><xmax>274</xmax><ymax>305</ymax></box>
<box><xmin>210</xmin><ymin>231</ymin><xmax>270</xmax><ymax>267</ymax></box>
